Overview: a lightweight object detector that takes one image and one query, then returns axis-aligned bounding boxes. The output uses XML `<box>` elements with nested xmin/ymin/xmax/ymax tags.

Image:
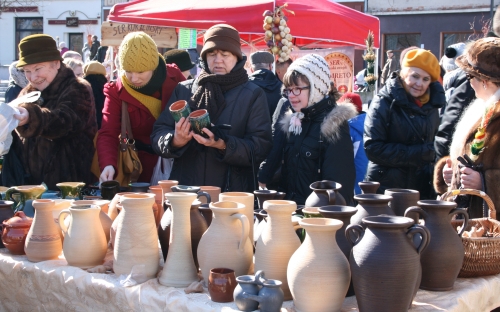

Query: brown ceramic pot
<box><xmin>358</xmin><ymin>181</ymin><xmax>380</xmax><ymax>194</ymax></box>
<box><xmin>0</xmin><ymin>200</ymin><xmax>15</xmax><ymax>248</ymax></box>
<box><xmin>208</xmin><ymin>268</ymin><xmax>237</xmax><ymax>303</ymax></box>
<box><xmin>305</xmin><ymin>180</ymin><xmax>346</xmax><ymax>207</ymax></box>
<box><xmin>2</xmin><ymin>211</ymin><xmax>32</xmax><ymax>255</ymax></box>
<box><xmin>351</xmin><ymin>194</ymin><xmax>394</xmax><ymax>226</ymax></box>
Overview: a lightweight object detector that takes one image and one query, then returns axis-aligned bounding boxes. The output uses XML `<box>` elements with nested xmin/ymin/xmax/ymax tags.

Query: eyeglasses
<box><xmin>283</xmin><ymin>86</ymin><xmax>310</xmax><ymax>97</ymax></box>
<box><xmin>466</xmin><ymin>73</ymin><xmax>477</xmax><ymax>82</ymax></box>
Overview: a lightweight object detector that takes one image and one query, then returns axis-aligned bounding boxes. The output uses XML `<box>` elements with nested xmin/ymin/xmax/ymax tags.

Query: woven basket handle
<box><xmin>440</xmin><ymin>189</ymin><xmax>496</xmax><ymax>220</ymax></box>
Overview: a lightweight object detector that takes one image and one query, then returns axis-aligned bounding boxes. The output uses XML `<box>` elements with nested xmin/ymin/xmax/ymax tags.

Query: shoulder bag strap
<box><xmin>121</xmin><ymin>101</ymin><xmax>137</xmax><ymax>151</ymax></box>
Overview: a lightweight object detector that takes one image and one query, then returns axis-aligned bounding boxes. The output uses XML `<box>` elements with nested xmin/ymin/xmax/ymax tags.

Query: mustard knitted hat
<box><xmin>402</xmin><ymin>49</ymin><xmax>440</xmax><ymax>82</ymax></box>
<box><xmin>119</xmin><ymin>32</ymin><xmax>159</xmax><ymax>72</ymax></box>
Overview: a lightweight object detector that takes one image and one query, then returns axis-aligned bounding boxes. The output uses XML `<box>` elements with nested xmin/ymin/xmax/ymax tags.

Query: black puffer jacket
<box><xmin>363</xmin><ymin>73</ymin><xmax>446</xmax><ymax>199</ymax></box>
<box><xmin>280</xmin><ymin>97</ymin><xmax>357</xmax><ymax>205</ymax></box>
<box><xmin>248</xmin><ymin>69</ymin><xmax>282</xmax><ymax>118</ymax></box>
<box><xmin>151</xmin><ymin>72</ymin><xmax>273</xmax><ymax>193</ymax></box>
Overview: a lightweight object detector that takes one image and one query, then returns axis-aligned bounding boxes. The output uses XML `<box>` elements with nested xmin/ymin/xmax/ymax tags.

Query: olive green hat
<box><xmin>17</xmin><ymin>34</ymin><xmax>63</xmax><ymax>67</ymax></box>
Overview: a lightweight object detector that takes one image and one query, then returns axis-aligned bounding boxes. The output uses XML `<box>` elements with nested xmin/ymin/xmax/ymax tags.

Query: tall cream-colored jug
<box><xmin>58</xmin><ymin>204</ymin><xmax>107</xmax><ymax>268</ymax></box>
<box><xmin>197</xmin><ymin>201</ymin><xmax>252</xmax><ymax>286</ymax></box>
<box><xmin>255</xmin><ymin>200</ymin><xmax>300</xmax><ymax>300</ymax></box>
<box><xmin>113</xmin><ymin>193</ymin><xmax>159</xmax><ymax>280</ymax></box>
<box><xmin>219</xmin><ymin>192</ymin><xmax>254</xmax><ymax>248</ymax></box>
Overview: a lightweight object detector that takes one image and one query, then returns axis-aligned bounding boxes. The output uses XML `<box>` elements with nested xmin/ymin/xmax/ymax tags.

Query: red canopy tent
<box><xmin>107</xmin><ymin>0</ymin><xmax>380</xmax><ymax>49</ymax></box>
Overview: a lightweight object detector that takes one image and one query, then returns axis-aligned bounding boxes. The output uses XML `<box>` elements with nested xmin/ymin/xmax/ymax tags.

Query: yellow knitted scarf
<box><xmin>121</xmin><ymin>75</ymin><xmax>161</xmax><ymax>119</ymax></box>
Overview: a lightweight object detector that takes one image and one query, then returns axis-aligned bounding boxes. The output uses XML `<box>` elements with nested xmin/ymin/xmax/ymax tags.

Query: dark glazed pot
<box><xmin>351</xmin><ymin>194</ymin><xmax>394</xmax><ymax>226</ymax></box>
<box><xmin>346</xmin><ymin>216</ymin><xmax>429</xmax><ymax>312</ymax></box>
<box><xmin>0</xmin><ymin>200</ymin><xmax>14</xmax><ymax>248</ymax></box>
<box><xmin>358</xmin><ymin>181</ymin><xmax>380</xmax><ymax>194</ymax></box>
<box><xmin>305</xmin><ymin>180</ymin><xmax>346</xmax><ymax>207</ymax></box>
<box><xmin>100</xmin><ymin>180</ymin><xmax>120</xmax><ymax>200</ymax></box>
<box><xmin>405</xmin><ymin>200</ymin><xmax>468</xmax><ymax>291</ymax></box>
<box><xmin>384</xmin><ymin>188</ymin><xmax>420</xmax><ymax>220</ymax></box>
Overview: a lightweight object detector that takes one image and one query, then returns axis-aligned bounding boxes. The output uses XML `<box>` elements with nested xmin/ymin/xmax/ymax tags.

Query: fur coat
<box><xmin>434</xmin><ymin>89</ymin><xmax>500</xmax><ymax>220</ymax></box>
<box><xmin>8</xmin><ymin>64</ymin><xmax>97</xmax><ymax>190</ymax></box>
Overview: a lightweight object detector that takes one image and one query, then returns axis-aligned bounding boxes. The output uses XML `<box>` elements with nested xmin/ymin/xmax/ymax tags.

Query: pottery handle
<box><xmin>5</xmin><ymin>188</ymin><xmax>21</xmax><ymax>211</ymax></box>
<box><xmin>345</xmin><ymin>224</ymin><xmax>364</xmax><ymax>246</ymax></box>
<box><xmin>404</xmin><ymin>206</ymin><xmax>427</xmax><ymax>220</ymax></box>
<box><xmin>107</xmin><ymin>194</ymin><xmax>121</xmax><ymax>221</ymax></box>
<box><xmin>406</xmin><ymin>224</ymin><xmax>430</xmax><ymax>254</ymax></box>
<box><xmin>254</xmin><ymin>270</ymin><xmax>266</xmax><ymax>286</ymax></box>
<box><xmin>196</xmin><ymin>191</ymin><xmax>211</xmax><ymax>203</ymax></box>
<box><xmin>58</xmin><ymin>209</ymin><xmax>71</xmax><ymax>234</ymax></box>
<box><xmin>241</xmin><ymin>292</ymin><xmax>261</xmax><ymax>303</ymax></box>
<box><xmin>326</xmin><ymin>189</ymin><xmax>336</xmax><ymax>205</ymax></box>
<box><xmin>232</xmin><ymin>213</ymin><xmax>249</xmax><ymax>253</ymax></box>
<box><xmin>450</xmin><ymin>208</ymin><xmax>469</xmax><ymax>237</ymax></box>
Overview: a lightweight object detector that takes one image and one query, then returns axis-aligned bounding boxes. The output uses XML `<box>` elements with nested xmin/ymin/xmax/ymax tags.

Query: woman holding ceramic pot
<box><xmin>151</xmin><ymin>24</ymin><xmax>272</xmax><ymax>192</ymax></box>
<box><xmin>434</xmin><ymin>38</ymin><xmax>500</xmax><ymax>220</ymax></box>
<box><xmin>97</xmin><ymin>32</ymin><xmax>185</xmax><ymax>183</ymax></box>
<box><xmin>278</xmin><ymin>54</ymin><xmax>357</xmax><ymax>205</ymax></box>
<box><xmin>364</xmin><ymin>49</ymin><xmax>445</xmax><ymax>199</ymax></box>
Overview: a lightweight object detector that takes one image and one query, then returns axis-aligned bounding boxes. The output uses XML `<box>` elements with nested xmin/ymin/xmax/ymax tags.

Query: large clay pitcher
<box><xmin>58</xmin><ymin>204</ymin><xmax>107</xmax><ymax>268</ymax></box>
<box><xmin>254</xmin><ymin>200</ymin><xmax>300</xmax><ymax>300</ymax></box>
<box><xmin>0</xmin><ymin>200</ymin><xmax>14</xmax><ymax>248</ymax></box>
<box><xmin>113</xmin><ymin>193</ymin><xmax>159</xmax><ymax>281</ymax></box>
<box><xmin>305</xmin><ymin>180</ymin><xmax>346</xmax><ymax>207</ymax></box>
<box><xmin>405</xmin><ymin>200</ymin><xmax>468</xmax><ymax>291</ymax></box>
<box><xmin>197</xmin><ymin>201</ymin><xmax>253</xmax><ymax>286</ymax></box>
<box><xmin>72</xmin><ymin>200</ymin><xmax>112</xmax><ymax>243</ymax></box>
<box><xmin>158</xmin><ymin>192</ymin><xmax>199</xmax><ymax>287</ymax></box>
<box><xmin>219</xmin><ymin>192</ymin><xmax>255</xmax><ymax>250</ymax></box>
<box><xmin>351</xmin><ymin>194</ymin><xmax>394</xmax><ymax>226</ymax></box>
<box><xmin>24</xmin><ymin>199</ymin><xmax>63</xmax><ymax>262</ymax></box>
<box><xmin>346</xmin><ymin>216</ymin><xmax>429</xmax><ymax>312</ymax></box>
<box><xmin>288</xmin><ymin>218</ymin><xmax>351</xmax><ymax>312</ymax></box>
<box><xmin>384</xmin><ymin>188</ymin><xmax>420</xmax><ymax>219</ymax></box>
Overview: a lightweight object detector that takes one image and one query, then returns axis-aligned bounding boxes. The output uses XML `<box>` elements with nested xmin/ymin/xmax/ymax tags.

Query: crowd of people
<box><xmin>3</xmin><ymin>22</ymin><xmax>500</xmax><ymax>220</ymax></box>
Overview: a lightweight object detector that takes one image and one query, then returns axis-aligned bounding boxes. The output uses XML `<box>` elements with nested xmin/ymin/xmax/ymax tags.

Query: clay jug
<box><xmin>5</xmin><ymin>184</ymin><xmax>46</xmax><ymax>217</ymax></box>
<box><xmin>219</xmin><ymin>192</ymin><xmax>255</xmax><ymax>251</ymax></box>
<box><xmin>113</xmin><ymin>193</ymin><xmax>159</xmax><ymax>281</ymax></box>
<box><xmin>149</xmin><ymin>185</ymin><xmax>164</xmax><ymax>227</ymax></box>
<box><xmin>351</xmin><ymin>194</ymin><xmax>394</xmax><ymax>226</ymax></box>
<box><xmin>305</xmin><ymin>180</ymin><xmax>346</xmax><ymax>207</ymax></box>
<box><xmin>405</xmin><ymin>200</ymin><xmax>468</xmax><ymax>291</ymax></box>
<box><xmin>358</xmin><ymin>181</ymin><xmax>380</xmax><ymax>194</ymax></box>
<box><xmin>51</xmin><ymin>199</ymin><xmax>74</xmax><ymax>241</ymax></box>
<box><xmin>242</xmin><ymin>279</ymin><xmax>284</xmax><ymax>312</ymax></box>
<box><xmin>197</xmin><ymin>201</ymin><xmax>253</xmax><ymax>286</ymax></box>
<box><xmin>72</xmin><ymin>200</ymin><xmax>112</xmax><ymax>243</ymax></box>
<box><xmin>288</xmin><ymin>218</ymin><xmax>351</xmax><ymax>312</ymax></box>
<box><xmin>24</xmin><ymin>199</ymin><xmax>63</xmax><ymax>262</ymax></box>
<box><xmin>58</xmin><ymin>204</ymin><xmax>107</xmax><ymax>268</ymax></box>
<box><xmin>346</xmin><ymin>216</ymin><xmax>429</xmax><ymax>312</ymax></box>
<box><xmin>385</xmin><ymin>188</ymin><xmax>420</xmax><ymax>222</ymax></box>
<box><xmin>0</xmin><ymin>200</ymin><xmax>14</xmax><ymax>248</ymax></box>
<box><xmin>254</xmin><ymin>200</ymin><xmax>300</xmax><ymax>300</ymax></box>
<box><xmin>2</xmin><ymin>211</ymin><xmax>32</xmax><ymax>255</ymax></box>
<box><xmin>56</xmin><ymin>182</ymin><xmax>85</xmax><ymax>199</ymax></box>
<box><xmin>158</xmin><ymin>192</ymin><xmax>199</xmax><ymax>287</ymax></box>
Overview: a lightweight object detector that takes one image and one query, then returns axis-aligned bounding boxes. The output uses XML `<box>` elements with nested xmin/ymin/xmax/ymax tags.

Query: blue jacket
<box><xmin>348</xmin><ymin>112</ymin><xmax>368</xmax><ymax>194</ymax></box>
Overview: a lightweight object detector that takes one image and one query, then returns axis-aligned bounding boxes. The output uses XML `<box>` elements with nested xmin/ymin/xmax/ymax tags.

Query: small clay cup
<box><xmin>100</xmin><ymin>180</ymin><xmax>121</xmax><ymax>200</ymax></box>
<box><xmin>208</xmin><ymin>268</ymin><xmax>237</xmax><ymax>303</ymax></box>
<box><xmin>169</xmin><ymin>100</ymin><xmax>191</xmax><ymax>122</ymax></box>
<box><xmin>189</xmin><ymin>109</ymin><xmax>210</xmax><ymax>138</ymax></box>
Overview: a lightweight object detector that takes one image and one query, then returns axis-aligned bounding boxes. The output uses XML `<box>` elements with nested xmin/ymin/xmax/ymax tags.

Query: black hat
<box><xmin>163</xmin><ymin>49</ymin><xmax>195</xmax><ymax>72</ymax></box>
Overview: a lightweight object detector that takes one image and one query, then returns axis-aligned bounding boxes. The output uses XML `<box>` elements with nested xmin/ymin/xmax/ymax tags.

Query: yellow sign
<box><xmin>101</xmin><ymin>22</ymin><xmax>177</xmax><ymax>48</ymax></box>
<box><xmin>324</xmin><ymin>52</ymin><xmax>354</xmax><ymax>94</ymax></box>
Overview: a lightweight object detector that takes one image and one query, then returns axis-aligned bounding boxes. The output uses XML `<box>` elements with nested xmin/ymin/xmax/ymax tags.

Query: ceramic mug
<box><xmin>189</xmin><ymin>109</ymin><xmax>210</xmax><ymax>138</ymax></box>
<box><xmin>169</xmin><ymin>100</ymin><xmax>191</xmax><ymax>122</ymax></box>
<box><xmin>100</xmin><ymin>180</ymin><xmax>121</xmax><ymax>200</ymax></box>
<box><xmin>208</xmin><ymin>268</ymin><xmax>237</xmax><ymax>303</ymax></box>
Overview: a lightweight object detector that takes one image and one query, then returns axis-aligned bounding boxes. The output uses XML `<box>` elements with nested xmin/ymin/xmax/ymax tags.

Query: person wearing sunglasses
<box><xmin>435</xmin><ymin>38</ymin><xmax>500</xmax><ymax>220</ymax></box>
<box><xmin>364</xmin><ymin>49</ymin><xmax>445</xmax><ymax>199</ymax></box>
<box><xmin>276</xmin><ymin>54</ymin><xmax>356</xmax><ymax>205</ymax></box>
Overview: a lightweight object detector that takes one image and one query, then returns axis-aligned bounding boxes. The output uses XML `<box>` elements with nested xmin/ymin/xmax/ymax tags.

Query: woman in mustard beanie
<box><xmin>96</xmin><ymin>31</ymin><xmax>185</xmax><ymax>184</ymax></box>
<box><xmin>363</xmin><ymin>49</ymin><xmax>446</xmax><ymax>199</ymax></box>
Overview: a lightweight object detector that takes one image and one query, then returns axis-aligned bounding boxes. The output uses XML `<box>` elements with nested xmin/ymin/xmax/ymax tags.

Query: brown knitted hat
<box><xmin>83</xmin><ymin>61</ymin><xmax>107</xmax><ymax>77</ymax></box>
<box><xmin>17</xmin><ymin>34</ymin><xmax>63</xmax><ymax>67</ymax></box>
<box><xmin>456</xmin><ymin>37</ymin><xmax>500</xmax><ymax>83</ymax></box>
<box><xmin>200</xmin><ymin>24</ymin><xmax>242</xmax><ymax>60</ymax></box>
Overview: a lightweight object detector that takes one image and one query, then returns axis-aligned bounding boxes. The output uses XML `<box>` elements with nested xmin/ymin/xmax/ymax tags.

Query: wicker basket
<box><xmin>441</xmin><ymin>189</ymin><xmax>500</xmax><ymax>278</ymax></box>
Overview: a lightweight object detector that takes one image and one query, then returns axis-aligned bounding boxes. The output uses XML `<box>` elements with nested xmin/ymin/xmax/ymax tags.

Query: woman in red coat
<box><xmin>97</xmin><ymin>32</ymin><xmax>185</xmax><ymax>183</ymax></box>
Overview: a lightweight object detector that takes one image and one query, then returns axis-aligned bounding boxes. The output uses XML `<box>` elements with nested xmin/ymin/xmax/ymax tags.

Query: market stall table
<box><xmin>0</xmin><ymin>247</ymin><xmax>499</xmax><ymax>311</ymax></box>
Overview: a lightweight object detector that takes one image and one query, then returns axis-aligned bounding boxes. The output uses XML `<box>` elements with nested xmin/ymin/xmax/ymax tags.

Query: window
<box><xmin>69</xmin><ymin>33</ymin><xmax>84</xmax><ymax>55</ymax></box>
<box><xmin>15</xmin><ymin>17</ymin><xmax>43</xmax><ymax>60</ymax></box>
<box><xmin>383</xmin><ymin>33</ymin><xmax>421</xmax><ymax>64</ymax></box>
<box><xmin>441</xmin><ymin>32</ymin><xmax>473</xmax><ymax>57</ymax></box>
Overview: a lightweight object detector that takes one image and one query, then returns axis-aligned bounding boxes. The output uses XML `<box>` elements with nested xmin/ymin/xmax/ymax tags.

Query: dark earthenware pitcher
<box><xmin>305</xmin><ymin>180</ymin><xmax>346</xmax><ymax>207</ymax></box>
<box><xmin>384</xmin><ymin>188</ymin><xmax>420</xmax><ymax>221</ymax></box>
<box><xmin>405</xmin><ymin>200</ymin><xmax>468</xmax><ymax>291</ymax></box>
<box><xmin>346</xmin><ymin>216</ymin><xmax>429</xmax><ymax>312</ymax></box>
<box><xmin>351</xmin><ymin>194</ymin><xmax>394</xmax><ymax>226</ymax></box>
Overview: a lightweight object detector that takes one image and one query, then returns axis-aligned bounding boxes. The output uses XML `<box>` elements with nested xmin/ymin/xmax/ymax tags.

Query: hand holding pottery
<box><xmin>172</xmin><ymin>117</ymin><xmax>193</xmax><ymax>148</ymax></box>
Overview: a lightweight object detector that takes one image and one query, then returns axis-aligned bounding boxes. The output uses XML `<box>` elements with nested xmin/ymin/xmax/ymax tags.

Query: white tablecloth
<box><xmin>0</xmin><ymin>247</ymin><xmax>499</xmax><ymax>312</ymax></box>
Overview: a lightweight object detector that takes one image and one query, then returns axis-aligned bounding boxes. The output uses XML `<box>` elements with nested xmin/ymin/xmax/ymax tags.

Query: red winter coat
<box><xmin>96</xmin><ymin>64</ymin><xmax>185</xmax><ymax>182</ymax></box>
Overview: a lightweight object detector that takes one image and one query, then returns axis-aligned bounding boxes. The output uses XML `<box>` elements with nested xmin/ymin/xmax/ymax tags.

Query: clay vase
<box><xmin>255</xmin><ymin>200</ymin><xmax>300</xmax><ymax>300</ymax></box>
<box><xmin>351</xmin><ymin>194</ymin><xmax>394</xmax><ymax>226</ymax></box>
<box><xmin>113</xmin><ymin>193</ymin><xmax>159</xmax><ymax>281</ymax></box>
<box><xmin>5</xmin><ymin>184</ymin><xmax>46</xmax><ymax>217</ymax></box>
<box><xmin>208</xmin><ymin>268</ymin><xmax>237</xmax><ymax>303</ymax></box>
<box><xmin>346</xmin><ymin>216</ymin><xmax>429</xmax><ymax>312</ymax></box>
<box><xmin>56</xmin><ymin>182</ymin><xmax>85</xmax><ymax>199</ymax></box>
<box><xmin>219</xmin><ymin>192</ymin><xmax>255</xmax><ymax>251</ymax></box>
<box><xmin>385</xmin><ymin>188</ymin><xmax>420</xmax><ymax>222</ymax></box>
<box><xmin>58</xmin><ymin>204</ymin><xmax>107</xmax><ymax>268</ymax></box>
<box><xmin>242</xmin><ymin>279</ymin><xmax>284</xmax><ymax>312</ymax></box>
<box><xmin>197</xmin><ymin>201</ymin><xmax>253</xmax><ymax>286</ymax></box>
<box><xmin>72</xmin><ymin>200</ymin><xmax>112</xmax><ymax>243</ymax></box>
<box><xmin>405</xmin><ymin>200</ymin><xmax>468</xmax><ymax>291</ymax></box>
<box><xmin>2</xmin><ymin>211</ymin><xmax>32</xmax><ymax>255</ymax></box>
<box><xmin>0</xmin><ymin>200</ymin><xmax>14</xmax><ymax>248</ymax></box>
<box><xmin>288</xmin><ymin>218</ymin><xmax>351</xmax><ymax>312</ymax></box>
<box><xmin>149</xmin><ymin>185</ymin><xmax>164</xmax><ymax>227</ymax></box>
<box><xmin>158</xmin><ymin>180</ymin><xmax>179</xmax><ymax>194</ymax></box>
<box><xmin>305</xmin><ymin>180</ymin><xmax>346</xmax><ymax>207</ymax></box>
<box><xmin>358</xmin><ymin>181</ymin><xmax>380</xmax><ymax>194</ymax></box>
<box><xmin>24</xmin><ymin>199</ymin><xmax>63</xmax><ymax>262</ymax></box>
<box><xmin>234</xmin><ymin>274</ymin><xmax>260</xmax><ymax>312</ymax></box>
